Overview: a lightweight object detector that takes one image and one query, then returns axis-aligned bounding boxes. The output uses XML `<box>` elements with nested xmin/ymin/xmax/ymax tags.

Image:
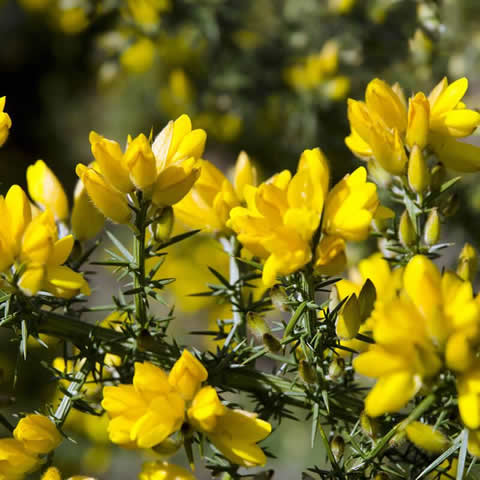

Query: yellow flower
<box><xmin>0</xmin><ymin>97</ymin><xmax>12</xmax><ymax>147</ymax></box>
<box><xmin>233</xmin><ymin>151</ymin><xmax>257</xmax><ymax>203</ymax></box>
<box><xmin>124</xmin><ymin>0</ymin><xmax>170</xmax><ymax>28</ymax></box>
<box><xmin>206</xmin><ymin>408</ymin><xmax>272</xmax><ymax>467</ymax></box>
<box><xmin>13</xmin><ymin>414</ymin><xmax>62</xmax><ymax>455</ymax></box>
<box><xmin>405</xmin><ymin>422</ymin><xmax>449</xmax><ymax>453</ymax></box>
<box><xmin>123</xmin><ymin>133</ymin><xmax>158</xmax><ymax>190</ymax></box>
<box><xmin>26</xmin><ymin>160</ymin><xmax>69</xmax><ymax>221</ymax></box>
<box><xmin>406</xmin><ymin>92</ymin><xmax>430</xmax><ymax>149</ymax></box>
<box><xmin>71</xmin><ymin>172</ymin><xmax>105</xmax><ymax>241</ymax></box>
<box><xmin>120</xmin><ymin>38</ymin><xmax>156</xmax><ymax>74</ymax></box>
<box><xmin>168</xmin><ymin>349</ymin><xmax>208</xmax><ymax>400</ymax></box>
<box><xmin>41</xmin><ymin>466</ymin><xmax>97</xmax><ymax>480</ymax></box>
<box><xmin>313</xmin><ymin>235</ymin><xmax>346</xmax><ymax>276</ymax></box>
<box><xmin>102</xmin><ymin>361</ymin><xmax>185</xmax><ymax>448</ymax></box>
<box><xmin>323</xmin><ymin>166</ymin><xmax>378</xmax><ymax>241</ymax></box>
<box><xmin>0</xmin><ymin>438</ymin><xmax>39</xmax><ymax>478</ymax></box>
<box><xmin>139</xmin><ymin>461</ymin><xmax>195</xmax><ymax>480</ymax></box>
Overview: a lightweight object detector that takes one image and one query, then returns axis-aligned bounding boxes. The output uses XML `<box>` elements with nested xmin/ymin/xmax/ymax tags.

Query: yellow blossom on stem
<box><xmin>13</xmin><ymin>414</ymin><xmax>62</xmax><ymax>455</ymax></box>
<box><xmin>0</xmin><ymin>438</ymin><xmax>39</xmax><ymax>479</ymax></box>
<box><xmin>168</xmin><ymin>349</ymin><xmax>208</xmax><ymax>400</ymax></box>
<box><xmin>27</xmin><ymin>160</ymin><xmax>69</xmax><ymax>221</ymax></box>
<box><xmin>0</xmin><ymin>97</ymin><xmax>12</xmax><ymax>147</ymax></box>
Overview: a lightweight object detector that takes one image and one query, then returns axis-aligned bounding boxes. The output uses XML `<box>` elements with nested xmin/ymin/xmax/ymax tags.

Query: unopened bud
<box><xmin>328</xmin><ymin>357</ymin><xmax>345</xmax><ymax>380</ymax></box>
<box><xmin>331</xmin><ymin>435</ymin><xmax>345</xmax><ymax>462</ymax></box>
<box><xmin>399</xmin><ymin>210</ymin><xmax>416</xmax><ymax>247</ymax></box>
<box><xmin>424</xmin><ymin>209</ymin><xmax>440</xmax><ymax>246</ymax></box>
<box><xmin>360</xmin><ymin>411</ymin><xmax>379</xmax><ymax>438</ymax></box>
<box><xmin>358</xmin><ymin>279</ymin><xmax>376</xmax><ymax>322</ymax></box>
<box><xmin>247</xmin><ymin>312</ymin><xmax>269</xmax><ymax>338</ymax></box>
<box><xmin>299</xmin><ymin>360</ymin><xmax>317</xmax><ymax>384</ymax></box>
<box><xmin>457</xmin><ymin>243</ymin><xmax>478</xmax><ymax>282</ymax></box>
<box><xmin>408</xmin><ymin>145</ymin><xmax>430</xmax><ymax>193</ymax></box>
<box><xmin>336</xmin><ymin>294</ymin><xmax>361</xmax><ymax>340</ymax></box>
<box><xmin>270</xmin><ymin>285</ymin><xmax>288</xmax><ymax>312</ymax></box>
<box><xmin>440</xmin><ymin>193</ymin><xmax>460</xmax><ymax>217</ymax></box>
<box><xmin>263</xmin><ymin>333</ymin><xmax>281</xmax><ymax>353</ymax></box>
<box><xmin>152</xmin><ymin>206</ymin><xmax>174</xmax><ymax>243</ymax></box>
<box><xmin>431</xmin><ymin>163</ymin><xmax>446</xmax><ymax>190</ymax></box>
<box><xmin>152</xmin><ymin>436</ymin><xmax>182</xmax><ymax>456</ymax></box>
<box><xmin>295</xmin><ymin>346</ymin><xmax>306</xmax><ymax>362</ymax></box>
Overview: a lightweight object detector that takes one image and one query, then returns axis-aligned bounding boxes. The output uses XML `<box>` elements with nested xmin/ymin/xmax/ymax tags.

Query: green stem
<box><xmin>220</xmin><ymin>235</ymin><xmax>246</xmax><ymax>342</ymax></box>
<box><xmin>133</xmin><ymin>195</ymin><xmax>148</xmax><ymax>327</ymax></box>
<box><xmin>299</xmin><ymin>269</ymin><xmax>316</xmax><ymax>337</ymax></box>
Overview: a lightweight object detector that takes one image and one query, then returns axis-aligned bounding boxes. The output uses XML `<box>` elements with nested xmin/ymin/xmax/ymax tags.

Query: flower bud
<box><xmin>331</xmin><ymin>435</ymin><xmax>345</xmax><ymax>462</ymax></box>
<box><xmin>328</xmin><ymin>357</ymin><xmax>345</xmax><ymax>380</ymax></box>
<box><xmin>75</xmin><ymin>164</ymin><xmax>131</xmax><ymax>224</ymax></box>
<box><xmin>457</xmin><ymin>243</ymin><xmax>478</xmax><ymax>282</ymax></box>
<box><xmin>270</xmin><ymin>285</ymin><xmax>288</xmax><ymax>312</ymax></box>
<box><xmin>440</xmin><ymin>193</ymin><xmax>460</xmax><ymax>217</ymax></box>
<box><xmin>406</xmin><ymin>93</ymin><xmax>430</xmax><ymax>150</ymax></box>
<box><xmin>336</xmin><ymin>294</ymin><xmax>361</xmax><ymax>340</ymax></box>
<box><xmin>299</xmin><ymin>360</ymin><xmax>317</xmax><ymax>384</ymax></box>
<box><xmin>0</xmin><ymin>97</ymin><xmax>12</xmax><ymax>147</ymax></box>
<box><xmin>123</xmin><ymin>133</ymin><xmax>157</xmax><ymax>190</ymax></box>
<box><xmin>151</xmin><ymin>206</ymin><xmax>174</xmax><ymax>243</ymax></box>
<box><xmin>358</xmin><ymin>279</ymin><xmax>376</xmax><ymax>322</ymax></box>
<box><xmin>408</xmin><ymin>145</ymin><xmax>430</xmax><ymax>194</ymax></box>
<box><xmin>399</xmin><ymin>210</ymin><xmax>416</xmax><ymax>247</ymax></box>
<box><xmin>139</xmin><ymin>461</ymin><xmax>196</xmax><ymax>480</ymax></box>
<box><xmin>152</xmin><ymin>436</ymin><xmax>183</xmax><ymax>456</ymax></box>
<box><xmin>430</xmin><ymin>163</ymin><xmax>446</xmax><ymax>190</ymax></box>
<box><xmin>233</xmin><ymin>151</ymin><xmax>257</xmax><ymax>202</ymax></box>
<box><xmin>424</xmin><ymin>209</ymin><xmax>440</xmax><ymax>246</ymax></box>
<box><xmin>263</xmin><ymin>333</ymin><xmax>281</xmax><ymax>353</ymax></box>
<box><xmin>168</xmin><ymin>349</ymin><xmax>208</xmax><ymax>401</ymax></box>
<box><xmin>360</xmin><ymin>411</ymin><xmax>379</xmax><ymax>438</ymax></box>
<box><xmin>248</xmin><ymin>312</ymin><xmax>269</xmax><ymax>338</ymax></box>
<box><xmin>13</xmin><ymin>414</ymin><xmax>62</xmax><ymax>455</ymax></box>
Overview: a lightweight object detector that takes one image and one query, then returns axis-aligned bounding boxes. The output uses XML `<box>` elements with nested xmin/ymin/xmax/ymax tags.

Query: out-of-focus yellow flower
<box><xmin>0</xmin><ymin>438</ymin><xmax>39</xmax><ymax>479</ymax></box>
<box><xmin>139</xmin><ymin>461</ymin><xmax>196</xmax><ymax>480</ymax></box>
<box><xmin>457</xmin><ymin>243</ymin><xmax>478</xmax><ymax>282</ymax></box>
<box><xmin>346</xmin><ymin>77</ymin><xmax>480</xmax><ymax>175</ymax></box>
<box><xmin>71</xmin><ymin>169</ymin><xmax>105</xmax><ymax>241</ymax></box>
<box><xmin>120</xmin><ymin>38</ymin><xmax>156</xmax><ymax>74</ymax></box>
<box><xmin>168</xmin><ymin>349</ymin><xmax>208</xmax><ymax>401</ymax></box>
<box><xmin>17</xmin><ymin>0</ymin><xmax>50</xmax><ymax>11</ymax></box>
<box><xmin>124</xmin><ymin>0</ymin><xmax>170</xmax><ymax>28</ymax></box>
<box><xmin>27</xmin><ymin>159</ymin><xmax>69</xmax><ymax>221</ymax></box>
<box><xmin>0</xmin><ymin>97</ymin><xmax>12</xmax><ymax>147</ymax></box>
<box><xmin>53</xmin><ymin>357</ymin><xmax>103</xmax><ymax>398</ymax></box>
<box><xmin>41</xmin><ymin>466</ymin><xmax>97</xmax><ymax>480</ymax></box>
<box><xmin>158</xmin><ymin>69</ymin><xmax>194</xmax><ymax>119</ymax></box>
<box><xmin>405</xmin><ymin>422</ymin><xmax>449</xmax><ymax>453</ymax></box>
<box><xmin>328</xmin><ymin>0</ymin><xmax>356</xmax><ymax>14</ymax></box>
<box><xmin>13</xmin><ymin>414</ymin><xmax>62</xmax><ymax>455</ymax></box>
<box><xmin>56</xmin><ymin>7</ymin><xmax>89</xmax><ymax>34</ymax></box>
<box><xmin>102</xmin><ymin>353</ymin><xmax>271</xmax><ymax>465</ymax></box>
<box><xmin>229</xmin><ymin>148</ymin><xmax>378</xmax><ymax>286</ymax></box>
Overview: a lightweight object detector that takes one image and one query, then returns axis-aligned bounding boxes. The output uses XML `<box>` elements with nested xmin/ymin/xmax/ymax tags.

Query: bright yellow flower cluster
<box><xmin>353</xmin><ymin>255</ymin><xmax>480</xmax><ymax>456</ymax></box>
<box><xmin>346</xmin><ymin>77</ymin><xmax>480</xmax><ymax>175</ymax></box>
<box><xmin>228</xmin><ymin>148</ymin><xmax>379</xmax><ymax>286</ymax></box>
<box><xmin>0</xmin><ymin>183</ymin><xmax>89</xmax><ymax>298</ymax></box>
<box><xmin>102</xmin><ymin>350</ymin><xmax>271</xmax><ymax>467</ymax></box>
<box><xmin>76</xmin><ymin>114</ymin><xmax>205</xmax><ymax>224</ymax></box>
<box><xmin>175</xmin><ymin>151</ymin><xmax>256</xmax><ymax>233</ymax></box>
<box><xmin>0</xmin><ymin>414</ymin><xmax>61</xmax><ymax>479</ymax></box>
<box><xmin>0</xmin><ymin>97</ymin><xmax>11</xmax><ymax>147</ymax></box>
<box><xmin>284</xmin><ymin>41</ymin><xmax>350</xmax><ymax>100</ymax></box>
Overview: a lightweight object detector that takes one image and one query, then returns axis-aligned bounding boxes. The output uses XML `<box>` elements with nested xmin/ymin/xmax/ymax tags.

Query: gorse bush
<box><xmin>1</xmin><ymin>71</ymin><xmax>480</xmax><ymax>480</ymax></box>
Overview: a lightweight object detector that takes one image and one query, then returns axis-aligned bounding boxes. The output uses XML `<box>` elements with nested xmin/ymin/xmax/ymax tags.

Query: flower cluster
<box><xmin>76</xmin><ymin>114</ymin><xmax>206</xmax><ymax>224</ymax></box>
<box><xmin>346</xmin><ymin>77</ymin><xmax>480</xmax><ymax>176</ymax></box>
<box><xmin>228</xmin><ymin>148</ymin><xmax>379</xmax><ymax>285</ymax></box>
<box><xmin>353</xmin><ymin>254</ymin><xmax>480</xmax><ymax>455</ymax></box>
<box><xmin>0</xmin><ymin>414</ymin><xmax>61</xmax><ymax>479</ymax></box>
<box><xmin>102</xmin><ymin>350</ymin><xmax>271</xmax><ymax>468</ymax></box>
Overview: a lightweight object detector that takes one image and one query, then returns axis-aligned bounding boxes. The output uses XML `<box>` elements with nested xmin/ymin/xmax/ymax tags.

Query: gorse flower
<box><xmin>353</xmin><ymin>255</ymin><xmax>480</xmax><ymax>433</ymax></box>
<box><xmin>0</xmin><ymin>185</ymin><xmax>89</xmax><ymax>297</ymax></box>
<box><xmin>174</xmin><ymin>151</ymin><xmax>256</xmax><ymax>233</ymax></box>
<box><xmin>0</xmin><ymin>97</ymin><xmax>12</xmax><ymax>147</ymax></box>
<box><xmin>76</xmin><ymin>114</ymin><xmax>205</xmax><ymax>225</ymax></box>
<box><xmin>228</xmin><ymin>148</ymin><xmax>379</xmax><ymax>286</ymax></box>
<box><xmin>102</xmin><ymin>350</ymin><xmax>271</xmax><ymax>467</ymax></box>
<box><xmin>41</xmin><ymin>466</ymin><xmax>96</xmax><ymax>480</ymax></box>
<box><xmin>139</xmin><ymin>461</ymin><xmax>195</xmax><ymax>480</ymax></box>
<box><xmin>13</xmin><ymin>414</ymin><xmax>62</xmax><ymax>455</ymax></box>
<box><xmin>346</xmin><ymin>77</ymin><xmax>480</xmax><ymax>175</ymax></box>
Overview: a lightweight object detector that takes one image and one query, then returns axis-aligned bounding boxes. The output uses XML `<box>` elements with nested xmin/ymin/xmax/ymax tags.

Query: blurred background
<box><xmin>1</xmin><ymin>0</ymin><xmax>480</xmax><ymax>478</ymax></box>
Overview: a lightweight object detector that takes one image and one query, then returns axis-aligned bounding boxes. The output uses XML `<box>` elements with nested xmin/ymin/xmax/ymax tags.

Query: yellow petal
<box><xmin>6</xmin><ymin>185</ymin><xmax>31</xmax><ymax>249</ymax></box>
<box><xmin>431</xmin><ymin>77</ymin><xmax>468</xmax><ymax>117</ymax></box>
<box><xmin>405</xmin><ymin>422</ymin><xmax>449</xmax><ymax>453</ymax></box>
<box><xmin>429</xmin><ymin>133</ymin><xmax>480</xmax><ymax>173</ymax></box>
<box><xmin>49</xmin><ymin>235</ymin><xmax>74</xmax><ymax>266</ymax></box>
